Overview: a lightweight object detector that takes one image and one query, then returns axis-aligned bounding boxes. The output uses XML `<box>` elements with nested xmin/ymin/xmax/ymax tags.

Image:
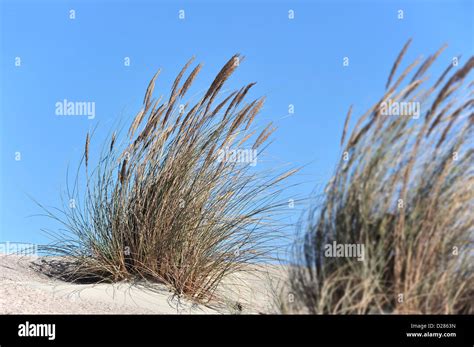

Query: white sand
<box><xmin>0</xmin><ymin>254</ymin><xmax>286</xmax><ymax>314</ymax></box>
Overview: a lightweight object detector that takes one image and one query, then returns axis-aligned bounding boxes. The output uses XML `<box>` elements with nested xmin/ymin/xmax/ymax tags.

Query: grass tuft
<box><xmin>38</xmin><ymin>56</ymin><xmax>295</xmax><ymax>304</ymax></box>
<box><xmin>288</xmin><ymin>40</ymin><xmax>473</xmax><ymax>314</ymax></box>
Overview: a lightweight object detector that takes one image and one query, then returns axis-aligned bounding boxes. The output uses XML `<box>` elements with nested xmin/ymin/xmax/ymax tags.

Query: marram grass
<box><xmin>288</xmin><ymin>40</ymin><xmax>473</xmax><ymax>314</ymax></box>
<box><xmin>38</xmin><ymin>55</ymin><xmax>296</xmax><ymax>304</ymax></box>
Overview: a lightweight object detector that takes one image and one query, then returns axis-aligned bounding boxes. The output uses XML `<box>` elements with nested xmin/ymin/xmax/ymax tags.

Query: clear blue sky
<box><xmin>0</xmin><ymin>0</ymin><xmax>472</xmax><ymax>245</ymax></box>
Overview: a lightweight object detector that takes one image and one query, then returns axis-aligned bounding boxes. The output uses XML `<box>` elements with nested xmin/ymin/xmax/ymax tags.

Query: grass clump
<box><xmin>289</xmin><ymin>40</ymin><xmax>473</xmax><ymax>314</ymax></box>
<box><xmin>39</xmin><ymin>55</ymin><xmax>295</xmax><ymax>303</ymax></box>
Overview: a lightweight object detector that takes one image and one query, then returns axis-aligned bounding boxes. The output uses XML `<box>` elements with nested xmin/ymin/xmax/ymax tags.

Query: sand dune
<box><xmin>0</xmin><ymin>254</ymin><xmax>285</xmax><ymax>314</ymax></box>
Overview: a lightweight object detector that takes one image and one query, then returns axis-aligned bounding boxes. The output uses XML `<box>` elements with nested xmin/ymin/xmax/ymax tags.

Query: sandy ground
<box><xmin>0</xmin><ymin>254</ymin><xmax>286</xmax><ymax>314</ymax></box>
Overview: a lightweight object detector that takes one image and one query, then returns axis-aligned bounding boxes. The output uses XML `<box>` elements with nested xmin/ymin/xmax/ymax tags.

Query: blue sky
<box><xmin>0</xmin><ymin>0</ymin><xmax>472</xmax><ymax>246</ymax></box>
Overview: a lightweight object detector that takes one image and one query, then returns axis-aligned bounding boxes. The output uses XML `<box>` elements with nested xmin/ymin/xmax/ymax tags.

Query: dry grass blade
<box><xmin>253</xmin><ymin>122</ymin><xmax>276</xmax><ymax>149</ymax></box>
<box><xmin>110</xmin><ymin>132</ymin><xmax>116</xmax><ymax>152</ymax></box>
<box><xmin>430</xmin><ymin>57</ymin><xmax>474</xmax><ymax>116</ymax></box>
<box><xmin>411</xmin><ymin>44</ymin><xmax>447</xmax><ymax>82</ymax></box>
<box><xmin>84</xmin><ymin>132</ymin><xmax>90</xmax><ymax>168</ymax></box>
<box><xmin>143</xmin><ymin>69</ymin><xmax>161</xmax><ymax>107</ymax></box>
<box><xmin>341</xmin><ymin>105</ymin><xmax>353</xmax><ymax>147</ymax></box>
<box><xmin>386</xmin><ymin>38</ymin><xmax>412</xmax><ymax>90</ymax></box>
<box><xmin>204</xmin><ymin>55</ymin><xmax>242</xmax><ymax>104</ymax></box>
<box><xmin>129</xmin><ymin>108</ymin><xmax>146</xmax><ymax>138</ymax></box>
<box><xmin>179</xmin><ymin>63</ymin><xmax>202</xmax><ymax>98</ymax></box>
